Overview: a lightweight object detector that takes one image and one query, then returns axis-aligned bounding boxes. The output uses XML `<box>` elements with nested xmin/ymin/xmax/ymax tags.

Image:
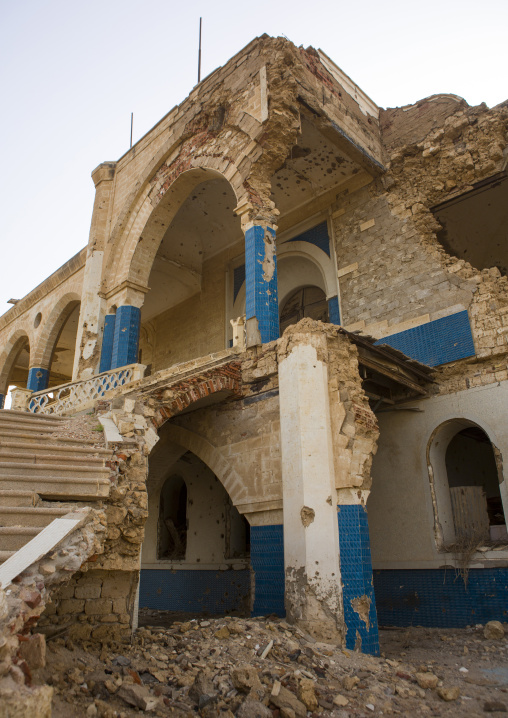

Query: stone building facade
<box><xmin>1</xmin><ymin>35</ymin><xmax>508</xmax><ymax>656</ymax></box>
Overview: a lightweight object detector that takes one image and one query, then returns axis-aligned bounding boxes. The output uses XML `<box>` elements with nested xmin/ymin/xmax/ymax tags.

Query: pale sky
<box><xmin>1</xmin><ymin>0</ymin><xmax>506</xmax><ymax>316</ymax></box>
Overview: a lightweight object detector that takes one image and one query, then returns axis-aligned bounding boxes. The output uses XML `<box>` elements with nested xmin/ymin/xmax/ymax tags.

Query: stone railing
<box><xmin>13</xmin><ymin>364</ymin><xmax>146</xmax><ymax>416</ymax></box>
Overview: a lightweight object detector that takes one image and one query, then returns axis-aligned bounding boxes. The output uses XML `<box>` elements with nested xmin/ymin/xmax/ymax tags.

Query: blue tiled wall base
<box><xmin>245</xmin><ymin>226</ymin><xmax>279</xmax><ymax>343</ymax></box>
<box><xmin>251</xmin><ymin>525</ymin><xmax>285</xmax><ymax>617</ymax></box>
<box><xmin>111</xmin><ymin>306</ymin><xmax>141</xmax><ymax>369</ymax></box>
<box><xmin>375</xmin><ymin>311</ymin><xmax>475</xmax><ymax>367</ymax></box>
<box><xmin>233</xmin><ymin>264</ymin><xmax>246</xmax><ymax>303</ymax></box>
<box><xmin>338</xmin><ymin>505</ymin><xmax>380</xmax><ymax>655</ymax></box>
<box><xmin>99</xmin><ymin>314</ymin><xmax>116</xmax><ymax>373</ymax></box>
<box><xmin>27</xmin><ymin>367</ymin><xmax>49</xmax><ymax>392</ymax></box>
<box><xmin>328</xmin><ymin>295</ymin><xmax>341</xmax><ymax>325</ymax></box>
<box><xmin>0</xmin><ymin>394</ymin><xmax>4</xmax><ymax>410</ymax></box>
<box><xmin>288</xmin><ymin>221</ymin><xmax>330</xmax><ymax>256</ymax></box>
<box><xmin>374</xmin><ymin>568</ymin><xmax>508</xmax><ymax>628</ymax></box>
<box><xmin>139</xmin><ymin>569</ymin><xmax>250</xmax><ymax>613</ymax></box>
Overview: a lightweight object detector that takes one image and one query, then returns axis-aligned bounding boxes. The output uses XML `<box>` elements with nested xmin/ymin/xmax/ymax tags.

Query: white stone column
<box><xmin>278</xmin><ymin>335</ymin><xmax>343</xmax><ymax>641</ymax></box>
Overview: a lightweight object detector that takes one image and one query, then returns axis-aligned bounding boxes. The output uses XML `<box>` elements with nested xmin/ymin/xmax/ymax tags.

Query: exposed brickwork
<box><xmin>150</xmin><ymin>363</ymin><xmax>242</xmax><ymax>428</ymax></box>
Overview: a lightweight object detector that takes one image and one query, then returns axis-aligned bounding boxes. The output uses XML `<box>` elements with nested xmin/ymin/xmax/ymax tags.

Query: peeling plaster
<box><xmin>262</xmin><ymin>228</ymin><xmax>276</xmax><ymax>282</ymax></box>
<box><xmin>351</xmin><ymin>594</ymin><xmax>371</xmax><ymax>629</ymax></box>
<box><xmin>300</xmin><ymin>506</ymin><xmax>315</xmax><ymax>527</ymax></box>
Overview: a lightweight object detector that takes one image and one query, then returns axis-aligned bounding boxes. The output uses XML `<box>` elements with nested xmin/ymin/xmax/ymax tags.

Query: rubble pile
<box><xmin>29</xmin><ymin>614</ymin><xmax>508</xmax><ymax>717</ymax></box>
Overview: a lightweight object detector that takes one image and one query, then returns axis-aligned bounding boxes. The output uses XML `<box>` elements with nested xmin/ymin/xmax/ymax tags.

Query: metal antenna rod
<box><xmin>130</xmin><ymin>112</ymin><xmax>133</xmax><ymax>149</ymax></box>
<box><xmin>198</xmin><ymin>17</ymin><xmax>202</xmax><ymax>83</ymax></box>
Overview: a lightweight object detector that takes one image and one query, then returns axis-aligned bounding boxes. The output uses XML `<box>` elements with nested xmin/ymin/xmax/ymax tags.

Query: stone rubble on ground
<box><xmin>20</xmin><ymin>613</ymin><xmax>508</xmax><ymax>718</ymax></box>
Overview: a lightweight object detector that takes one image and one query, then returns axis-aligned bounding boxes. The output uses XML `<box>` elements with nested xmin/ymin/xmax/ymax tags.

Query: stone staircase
<box><xmin>0</xmin><ymin>410</ymin><xmax>112</xmax><ymax>565</ymax></box>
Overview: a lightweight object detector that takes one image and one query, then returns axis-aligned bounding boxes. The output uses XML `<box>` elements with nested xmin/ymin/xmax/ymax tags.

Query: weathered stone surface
<box><xmin>415</xmin><ymin>672</ymin><xmax>439</xmax><ymax>690</ymax></box>
<box><xmin>17</xmin><ymin>633</ymin><xmax>46</xmax><ymax>670</ymax></box>
<box><xmin>270</xmin><ymin>682</ymin><xmax>307</xmax><ymax>718</ymax></box>
<box><xmin>484</xmin><ymin>621</ymin><xmax>505</xmax><ymax>640</ymax></box>
<box><xmin>117</xmin><ymin>683</ymin><xmax>158</xmax><ymax>711</ymax></box>
<box><xmin>436</xmin><ymin>685</ymin><xmax>460</xmax><ymax>701</ymax></box>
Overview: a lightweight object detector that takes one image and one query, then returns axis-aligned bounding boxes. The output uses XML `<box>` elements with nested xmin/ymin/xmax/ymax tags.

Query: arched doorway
<box><xmin>46</xmin><ymin>302</ymin><xmax>80</xmax><ymax>386</ymax></box>
<box><xmin>428</xmin><ymin>419</ymin><xmax>508</xmax><ymax>546</ymax></box>
<box><xmin>137</xmin><ymin>171</ymin><xmax>242</xmax><ymax>373</ymax></box>
<box><xmin>445</xmin><ymin>425</ymin><xmax>507</xmax><ymax>542</ymax></box>
<box><xmin>140</xmin><ymin>429</ymin><xmax>250</xmax><ymax>617</ymax></box>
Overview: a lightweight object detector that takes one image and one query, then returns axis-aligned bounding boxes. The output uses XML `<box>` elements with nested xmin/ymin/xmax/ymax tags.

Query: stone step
<box><xmin>0</xmin><ymin>506</ymin><xmax>70</xmax><ymax>527</ymax></box>
<box><xmin>0</xmin><ymin>490</ymin><xmax>40</xmax><ymax>507</ymax></box>
<box><xmin>0</xmin><ymin>439</ymin><xmax>110</xmax><ymax>457</ymax></box>
<box><xmin>0</xmin><ymin>550</ymin><xmax>15</xmax><ymax>565</ymax></box>
<box><xmin>0</xmin><ymin>526</ymin><xmax>42</xmax><ymax>551</ymax></box>
<box><xmin>0</xmin><ymin>461</ymin><xmax>110</xmax><ymax>478</ymax></box>
<box><xmin>0</xmin><ymin>475</ymin><xmax>110</xmax><ymax>500</ymax></box>
<box><xmin>0</xmin><ymin>430</ymin><xmax>104</xmax><ymax>447</ymax></box>
<box><xmin>0</xmin><ymin>409</ymin><xmax>65</xmax><ymax>424</ymax></box>
<box><xmin>0</xmin><ymin>421</ymin><xmax>61</xmax><ymax>436</ymax></box>
<box><xmin>0</xmin><ymin>449</ymin><xmax>107</xmax><ymax>467</ymax></box>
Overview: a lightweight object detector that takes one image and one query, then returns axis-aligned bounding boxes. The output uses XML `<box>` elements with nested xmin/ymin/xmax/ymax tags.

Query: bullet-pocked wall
<box><xmin>140</xmin><ymin>428</ymin><xmax>253</xmax><ymax>615</ymax></box>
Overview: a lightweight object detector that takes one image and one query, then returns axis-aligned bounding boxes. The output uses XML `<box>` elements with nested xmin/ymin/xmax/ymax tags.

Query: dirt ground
<box><xmin>33</xmin><ymin>611</ymin><xmax>508</xmax><ymax>717</ymax></box>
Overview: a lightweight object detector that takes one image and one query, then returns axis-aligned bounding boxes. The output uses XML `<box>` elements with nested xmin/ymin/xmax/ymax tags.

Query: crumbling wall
<box><xmin>0</xmin><ymin>508</ymin><xmax>106</xmax><ymax>714</ymax></box>
<box><xmin>333</xmin><ymin>99</ymin><xmax>508</xmax><ymax>382</ymax></box>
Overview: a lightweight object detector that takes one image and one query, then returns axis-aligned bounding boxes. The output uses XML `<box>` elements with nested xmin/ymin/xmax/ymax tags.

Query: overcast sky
<box><xmin>1</xmin><ymin>0</ymin><xmax>506</xmax><ymax>316</ymax></box>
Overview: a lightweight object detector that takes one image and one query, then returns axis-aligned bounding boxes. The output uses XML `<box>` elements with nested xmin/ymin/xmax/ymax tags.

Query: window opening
<box><xmin>280</xmin><ymin>285</ymin><xmax>328</xmax><ymax>333</ymax></box>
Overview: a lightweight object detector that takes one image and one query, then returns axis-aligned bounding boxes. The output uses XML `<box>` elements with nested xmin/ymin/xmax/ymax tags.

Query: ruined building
<box><xmin>1</xmin><ymin>35</ymin><xmax>507</xmax><ymax>670</ymax></box>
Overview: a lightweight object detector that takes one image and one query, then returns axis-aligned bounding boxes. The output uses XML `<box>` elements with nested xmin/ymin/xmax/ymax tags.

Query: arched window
<box><xmin>280</xmin><ymin>285</ymin><xmax>328</xmax><ymax>333</ymax></box>
<box><xmin>157</xmin><ymin>475</ymin><xmax>187</xmax><ymax>559</ymax></box>
<box><xmin>445</xmin><ymin>426</ymin><xmax>507</xmax><ymax>542</ymax></box>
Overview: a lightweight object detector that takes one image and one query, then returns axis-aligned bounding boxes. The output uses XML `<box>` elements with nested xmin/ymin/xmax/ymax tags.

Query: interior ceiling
<box><xmin>433</xmin><ymin>174</ymin><xmax>508</xmax><ymax>275</ymax></box>
<box><xmin>143</xmin><ymin>178</ymin><xmax>241</xmax><ymax>321</ymax></box>
<box><xmin>270</xmin><ymin>116</ymin><xmax>360</xmax><ymax>215</ymax></box>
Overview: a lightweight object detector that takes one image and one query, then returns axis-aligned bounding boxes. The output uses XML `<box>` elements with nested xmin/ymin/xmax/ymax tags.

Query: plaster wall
<box><xmin>368</xmin><ymin>380</ymin><xmax>508</xmax><ymax>569</ymax></box>
<box><xmin>142</xmin><ymin>452</ymin><xmax>247</xmax><ymax>569</ymax></box>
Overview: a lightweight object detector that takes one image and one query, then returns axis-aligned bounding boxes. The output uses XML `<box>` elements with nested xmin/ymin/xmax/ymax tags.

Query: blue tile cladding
<box><xmin>338</xmin><ymin>505</ymin><xmax>380</xmax><ymax>655</ymax></box>
<box><xmin>328</xmin><ymin>295</ymin><xmax>341</xmax><ymax>325</ymax></box>
<box><xmin>375</xmin><ymin>311</ymin><xmax>475</xmax><ymax>367</ymax></box>
<box><xmin>288</xmin><ymin>221</ymin><xmax>330</xmax><ymax>256</ymax></box>
<box><xmin>374</xmin><ymin>569</ymin><xmax>508</xmax><ymax>627</ymax></box>
<box><xmin>139</xmin><ymin>569</ymin><xmax>250</xmax><ymax>613</ymax></box>
<box><xmin>99</xmin><ymin>314</ymin><xmax>116</xmax><ymax>373</ymax></box>
<box><xmin>233</xmin><ymin>264</ymin><xmax>246</xmax><ymax>303</ymax></box>
<box><xmin>27</xmin><ymin>367</ymin><xmax>49</xmax><ymax>392</ymax></box>
<box><xmin>250</xmin><ymin>524</ymin><xmax>285</xmax><ymax>617</ymax></box>
<box><xmin>111</xmin><ymin>305</ymin><xmax>141</xmax><ymax>369</ymax></box>
<box><xmin>245</xmin><ymin>225</ymin><xmax>279</xmax><ymax>343</ymax></box>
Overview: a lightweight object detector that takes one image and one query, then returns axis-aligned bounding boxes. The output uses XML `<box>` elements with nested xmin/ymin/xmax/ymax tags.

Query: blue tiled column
<box><xmin>245</xmin><ymin>225</ymin><xmax>279</xmax><ymax>343</ymax></box>
<box><xmin>250</xmin><ymin>524</ymin><xmax>285</xmax><ymax>617</ymax></box>
<box><xmin>111</xmin><ymin>306</ymin><xmax>141</xmax><ymax>369</ymax></box>
<box><xmin>99</xmin><ymin>314</ymin><xmax>116</xmax><ymax>373</ymax></box>
<box><xmin>338</xmin><ymin>504</ymin><xmax>380</xmax><ymax>655</ymax></box>
<box><xmin>328</xmin><ymin>295</ymin><xmax>341</xmax><ymax>325</ymax></box>
<box><xmin>0</xmin><ymin>394</ymin><xmax>4</xmax><ymax>410</ymax></box>
<box><xmin>27</xmin><ymin>367</ymin><xmax>50</xmax><ymax>393</ymax></box>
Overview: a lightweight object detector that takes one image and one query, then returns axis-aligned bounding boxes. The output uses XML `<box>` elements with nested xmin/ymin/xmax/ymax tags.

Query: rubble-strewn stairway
<box><xmin>0</xmin><ymin>410</ymin><xmax>111</xmax><ymax>565</ymax></box>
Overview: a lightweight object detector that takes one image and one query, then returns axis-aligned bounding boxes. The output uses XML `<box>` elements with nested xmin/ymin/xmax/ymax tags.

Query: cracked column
<box><xmin>244</xmin><ymin>222</ymin><xmax>279</xmax><ymax>345</ymax></box>
<box><xmin>278</xmin><ymin>327</ymin><xmax>343</xmax><ymax>642</ymax></box>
